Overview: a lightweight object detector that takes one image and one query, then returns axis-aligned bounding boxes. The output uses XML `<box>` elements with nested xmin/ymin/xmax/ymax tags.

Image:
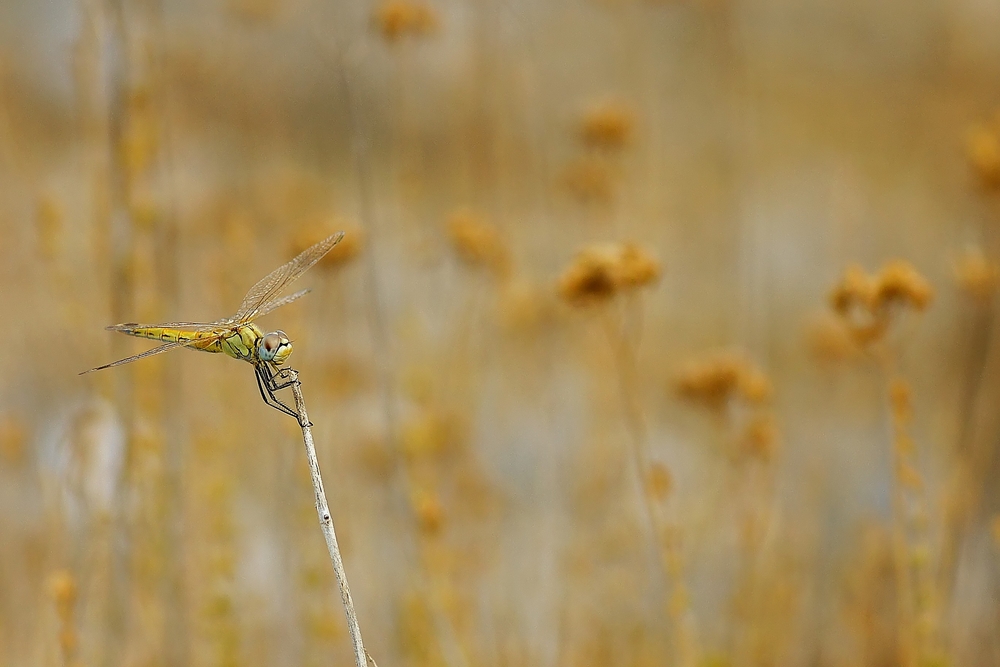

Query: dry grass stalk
<box><xmin>558</xmin><ymin>242</ymin><xmax>697</xmax><ymax>667</ymax></box>
<box><xmin>828</xmin><ymin>262</ymin><xmax>941</xmax><ymax>666</ymax></box>
<box><xmin>289</xmin><ymin>373</ymin><xmax>370</xmax><ymax>667</ymax></box>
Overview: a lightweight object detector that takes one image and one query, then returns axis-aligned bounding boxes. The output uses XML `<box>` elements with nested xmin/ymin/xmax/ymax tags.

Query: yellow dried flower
<box><xmin>579</xmin><ymin>101</ymin><xmax>635</xmax><ymax>150</ymax></box>
<box><xmin>557</xmin><ymin>242</ymin><xmax>660</xmax><ymax>306</ymax></box>
<box><xmin>646</xmin><ymin>462</ymin><xmax>673</xmax><ymax>502</ymax></box>
<box><xmin>741</xmin><ymin>413</ymin><xmax>779</xmax><ymax>461</ymax></box>
<box><xmin>446</xmin><ymin>209</ymin><xmax>510</xmax><ymax>275</ymax></box>
<box><xmin>616</xmin><ymin>243</ymin><xmax>661</xmax><ymax>288</ymax></box>
<box><xmin>805</xmin><ymin>313</ymin><xmax>860</xmax><ymax>364</ymax></box>
<box><xmin>412</xmin><ymin>490</ymin><xmax>445</xmax><ymax>536</ymax></box>
<box><xmin>830</xmin><ymin>264</ymin><xmax>876</xmax><ymax>316</ymax></box>
<box><xmin>562</xmin><ymin>156</ymin><xmax>615</xmax><ymax>204</ymax></box>
<box><xmin>374</xmin><ymin>0</ymin><xmax>438</xmax><ymax>42</ymax></box>
<box><xmin>829</xmin><ymin>260</ymin><xmax>932</xmax><ymax>345</ymax></box>
<box><xmin>874</xmin><ymin>260</ymin><xmax>933</xmax><ymax>312</ymax></box>
<box><xmin>497</xmin><ymin>280</ymin><xmax>555</xmax><ymax>331</ymax></box>
<box><xmin>889</xmin><ymin>378</ymin><xmax>912</xmax><ymax>425</ymax></box>
<box><xmin>953</xmin><ymin>247</ymin><xmax>999</xmax><ymax>300</ymax></box>
<box><xmin>48</xmin><ymin>570</ymin><xmax>77</xmax><ymax>606</ymax></box>
<box><xmin>674</xmin><ymin>351</ymin><xmax>771</xmax><ymax>412</ymax></box>
<box><xmin>0</xmin><ymin>415</ymin><xmax>27</xmax><ymax>466</ymax></box>
<box><xmin>966</xmin><ymin>121</ymin><xmax>1000</xmax><ymax>189</ymax></box>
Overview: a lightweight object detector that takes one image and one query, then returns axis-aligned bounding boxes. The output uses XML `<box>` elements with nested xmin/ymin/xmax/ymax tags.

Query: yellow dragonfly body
<box><xmin>82</xmin><ymin>231</ymin><xmax>345</xmax><ymax>424</ymax></box>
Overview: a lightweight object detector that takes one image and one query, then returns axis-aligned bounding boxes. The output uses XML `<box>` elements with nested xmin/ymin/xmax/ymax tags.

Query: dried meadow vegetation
<box><xmin>2</xmin><ymin>1</ymin><xmax>1000</xmax><ymax>666</ymax></box>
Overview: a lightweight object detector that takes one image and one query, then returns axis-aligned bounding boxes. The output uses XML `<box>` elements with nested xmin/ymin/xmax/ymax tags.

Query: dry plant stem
<box><xmin>290</xmin><ymin>374</ymin><xmax>368</xmax><ymax>667</ymax></box>
<box><xmin>877</xmin><ymin>350</ymin><xmax>937</xmax><ymax>667</ymax></box>
<box><xmin>598</xmin><ymin>309</ymin><xmax>698</xmax><ymax>667</ymax></box>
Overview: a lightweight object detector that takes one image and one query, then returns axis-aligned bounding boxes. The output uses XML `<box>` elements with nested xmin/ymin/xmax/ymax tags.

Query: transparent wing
<box><xmin>80</xmin><ymin>339</ymin><xmax>208</xmax><ymax>374</ymax></box>
<box><xmin>234</xmin><ymin>231</ymin><xmax>345</xmax><ymax>323</ymax></box>
<box><xmin>106</xmin><ymin>321</ymin><xmax>226</xmax><ymax>333</ymax></box>
<box><xmin>253</xmin><ymin>288</ymin><xmax>311</xmax><ymax>319</ymax></box>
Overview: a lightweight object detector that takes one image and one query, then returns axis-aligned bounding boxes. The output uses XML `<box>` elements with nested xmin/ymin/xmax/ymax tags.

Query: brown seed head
<box><xmin>374</xmin><ymin>0</ymin><xmax>438</xmax><ymax>41</ymax></box>
<box><xmin>674</xmin><ymin>351</ymin><xmax>771</xmax><ymax>412</ymax></box>
<box><xmin>557</xmin><ymin>242</ymin><xmax>660</xmax><ymax>306</ymax></box>
<box><xmin>412</xmin><ymin>491</ymin><xmax>445</xmax><ymax>536</ymax></box>
<box><xmin>645</xmin><ymin>462</ymin><xmax>673</xmax><ymax>502</ymax></box>
<box><xmin>579</xmin><ymin>101</ymin><xmax>635</xmax><ymax>150</ymax></box>
<box><xmin>829</xmin><ymin>260</ymin><xmax>932</xmax><ymax>345</ymax></box>
<box><xmin>874</xmin><ymin>260</ymin><xmax>933</xmax><ymax>312</ymax></box>
<box><xmin>0</xmin><ymin>415</ymin><xmax>27</xmax><ymax>466</ymax></box>
<box><xmin>966</xmin><ymin>121</ymin><xmax>1000</xmax><ymax>189</ymax></box>
<box><xmin>805</xmin><ymin>313</ymin><xmax>860</xmax><ymax>364</ymax></box>
<box><xmin>953</xmin><ymin>247</ymin><xmax>999</xmax><ymax>300</ymax></box>
<box><xmin>446</xmin><ymin>209</ymin><xmax>510</xmax><ymax>276</ymax></box>
<box><xmin>830</xmin><ymin>264</ymin><xmax>876</xmax><ymax>316</ymax></box>
<box><xmin>741</xmin><ymin>413</ymin><xmax>780</xmax><ymax>462</ymax></box>
<box><xmin>47</xmin><ymin>570</ymin><xmax>77</xmax><ymax>618</ymax></box>
<box><xmin>562</xmin><ymin>156</ymin><xmax>615</xmax><ymax>204</ymax></box>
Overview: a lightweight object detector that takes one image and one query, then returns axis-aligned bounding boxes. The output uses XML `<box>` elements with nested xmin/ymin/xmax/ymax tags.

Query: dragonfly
<box><xmin>82</xmin><ymin>231</ymin><xmax>345</xmax><ymax>426</ymax></box>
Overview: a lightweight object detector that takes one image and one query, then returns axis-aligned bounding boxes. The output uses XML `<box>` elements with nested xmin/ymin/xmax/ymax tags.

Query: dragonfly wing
<box><xmin>233</xmin><ymin>231</ymin><xmax>344</xmax><ymax>323</ymax></box>
<box><xmin>253</xmin><ymin>288</ymin><xmax>311</xmax><ymax>319</ymax></box>
<box><xmin>80</xmin><ymin>339</ymin><xmax>200</xmax><ymax>374</ymax></box>
<box><xmin>106</xmin><ymin>321</ymin><xmax>223</xmax><ymax>333</ymax></box>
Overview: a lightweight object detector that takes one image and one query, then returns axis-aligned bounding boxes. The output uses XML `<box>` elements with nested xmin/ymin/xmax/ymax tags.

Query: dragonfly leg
<box><xmin>255</xmin><ymin>364</ymin><xmax>309</xmax><ymax>426</ymax></box>
<box><xmin>269</xmin><ymin>365</ymin><xmax>300</xmax><ymax>391</ymax></box>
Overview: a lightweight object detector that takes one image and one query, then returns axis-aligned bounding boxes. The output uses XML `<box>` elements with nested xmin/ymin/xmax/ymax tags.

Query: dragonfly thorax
<box><xmin>259</xmin><ymin>330</ymin><xmax>293</xmax><ymax>365</ymax></box>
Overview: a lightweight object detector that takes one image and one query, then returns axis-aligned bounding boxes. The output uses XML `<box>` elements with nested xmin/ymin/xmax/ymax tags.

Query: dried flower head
<box><xmin>646</xmin><ymin>462</ymin><xmax>673</xmax><ymax>502</ymax></box>
<box><xmin>374</xmin><ymin>0</ymin><xmax>438</xmax><ymax>42</ymax></box>
<box><xmin>953</xmin><ymin>247</ymin><xmax>999</xmax><ymax>300</ymax></box>
<box><xmin>446</xmin><ymin>209</ymin><xmax>510</xmax><ymax>276</ymax></box>
<box><xmin>579</xmin><ymin>101</ymin><xmax>635</xmax><ymax>150</ymax></box>
<box><xmin>805</xmin><ymin>312</ymin><xmax>861</xmax><ymax>364</ymax></box>
<box><xmin>562</xmin><ymin>156</ymin><xmax>616</xmax><ymax>204</ymax></box>
<box><xmin>874</xmin><ymin>260</ymin><xmax>933</xmax><ymax>312</ymax></box>
<box><xmin>966</xmin><ymin>117</ymin><xmax>1000</xmax><ymax>189</ymax></box>
<box><xmin>557</xmin><ymin>242</ymin><xmax>660</xmax><ymax>306</ymax></box>
<box><xmin>411</xmin><ymin>490</ymin><xmax>445</xmax><ymax>536</ymax></box>
<box><xmin>829</xmin><ymin>260</ymin><xmax>933</xmax><ymax>345</ymax></box>
<box><xmin>497</xmin><ymin>280</ymin><xmax>556</xmax><ymax>332</ymax></box>
<box><xmin>47</xmin><ymin>570</ymin><xmax>77</xmax><ymax>609</ymax></box>
<box><xmin>740</xmin><ymin>413</ymin><xmax>780</xmax><ymax>461</ymax></box>
<box><xmin>674</xmin><ymin>351</ymin><xmax>772</xmax><ymax>412</ymax></box>
<box><xmin>0</xmin><ymin>415</ymin><xmax>26</xmax><ymax>466</ymax></box>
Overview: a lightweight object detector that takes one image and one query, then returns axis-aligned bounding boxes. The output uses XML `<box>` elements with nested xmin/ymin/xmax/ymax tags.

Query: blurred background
<box><xmin>3</xmin><ymin>0</ymin><xmax>1000</xmax><ymax>665</ymax></box>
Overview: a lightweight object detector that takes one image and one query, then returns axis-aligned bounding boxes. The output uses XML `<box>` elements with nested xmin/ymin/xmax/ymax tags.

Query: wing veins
<box><xmin>234</xmin><ymin>231</ymin><xmax>344</xmax><ymax>323</ymax></box>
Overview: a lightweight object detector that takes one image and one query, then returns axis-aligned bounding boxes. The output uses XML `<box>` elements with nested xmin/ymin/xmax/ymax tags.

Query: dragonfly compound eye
<box><xmin>260</xmin><ymin>331</ymin><xmax>293</xmax><ymax>364</ymax></box>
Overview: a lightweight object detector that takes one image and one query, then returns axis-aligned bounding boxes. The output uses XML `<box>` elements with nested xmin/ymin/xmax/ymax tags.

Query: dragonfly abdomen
<box><xmin>111</xmin><ymin>324</ymin><xmax>228</xmax><ymax>353</ymax></box>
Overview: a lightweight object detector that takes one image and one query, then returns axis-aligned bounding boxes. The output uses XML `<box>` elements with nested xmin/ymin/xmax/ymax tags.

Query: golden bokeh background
<box><xmin>2</xmin><ymin>0</ymin><xmax>1000</xmax><ymax>665</ymax></box>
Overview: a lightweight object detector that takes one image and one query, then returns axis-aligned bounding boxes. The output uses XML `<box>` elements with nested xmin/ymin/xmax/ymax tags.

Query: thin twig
<box><xmin>289</xmin><ymin>372</ymin><xmax>368</xmax><ymax>667</ymax></box>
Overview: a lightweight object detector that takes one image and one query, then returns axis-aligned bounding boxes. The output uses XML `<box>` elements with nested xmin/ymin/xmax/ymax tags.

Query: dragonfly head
<box><xmin>259</xmin><ymin>330</ymin><xmax>293</xmax><ymax>365</ymax></box>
